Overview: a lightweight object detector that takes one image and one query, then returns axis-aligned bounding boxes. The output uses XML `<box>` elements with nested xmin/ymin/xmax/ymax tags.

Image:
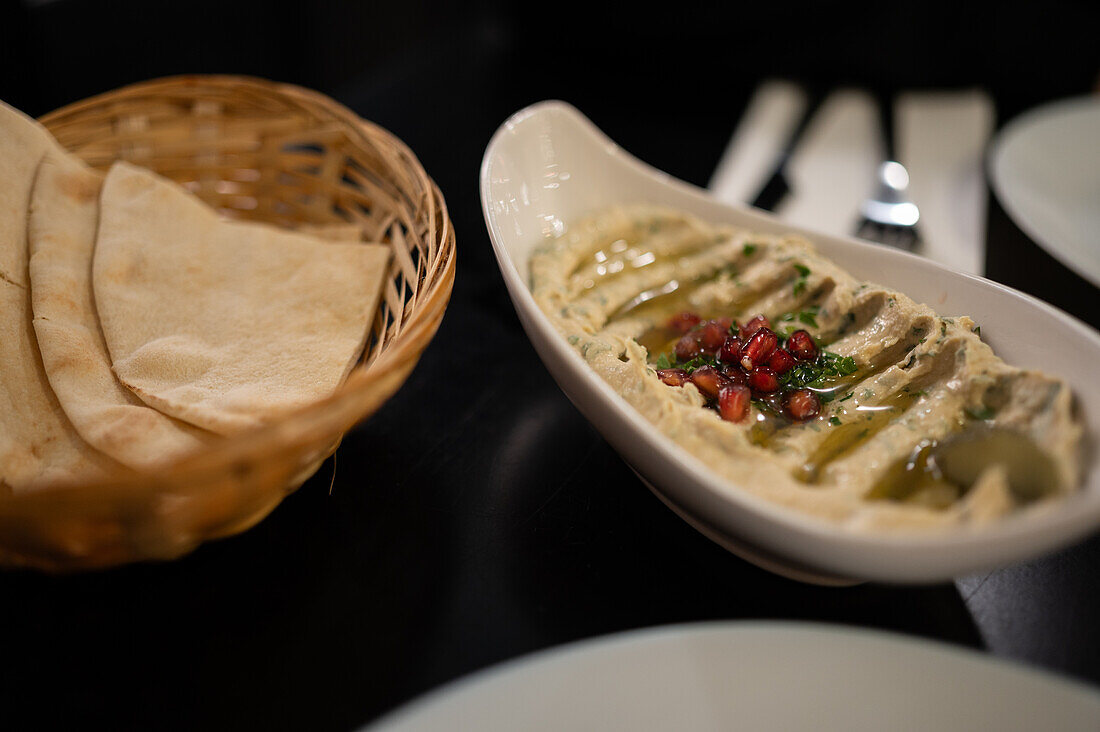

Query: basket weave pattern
<box><xmin>0</xmin><ymin>75</ymin><xmax>455</xmax><ymax>570</ymax></box>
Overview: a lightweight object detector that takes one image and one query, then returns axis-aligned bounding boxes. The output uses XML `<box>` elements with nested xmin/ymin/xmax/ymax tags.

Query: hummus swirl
<box><xmin>530</xmin><ymin>205</ymin><xmax>1082</xmax><ymax>532</ymax></box>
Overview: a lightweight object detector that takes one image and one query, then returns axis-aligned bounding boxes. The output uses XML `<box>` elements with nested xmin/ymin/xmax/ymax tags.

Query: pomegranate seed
<box><xmin>786</xmin><ymin>388</ymin><xmax>821</xmax><ymax>420</ymax></box>
<box><xmin>766</xmin><ymin>348</ymin><xmax>797</xmax><ymax>375</ymax></box>
<box><xmin>787</xmin><ymin>330</ymin><xmax>818</xmax><ymax>361</ymax></box>
<box><xmin>688</xmin><ymin>365</ymin><xmax>729</xmax><ymax>400</ymax></box>
<box><xmin>717</xmin><ymin>335</ymin><xmax>742</xmax><ymax>364</ymax></box>
<box><xmin>740</xmin><ymin>327</ymin><xmax>778</xmax><ymax>370</ymax></box>
<box><xmin>748</xmin><ymin>366</ymin><xmax>779</xmax><ymax>394</ymax></box>
<box><xmin>718</xmin><ymin>383</ymin><xmax>752</xmax><ymax>423</ymax></box>
<box><xmin>714</xmin><ymin>317</ymin><xmax>735</xmax><ymax>333</ymax></box>
<box><xmin>740</xmin><ymin>314</ymin><xmax>771</xmax><ymax>340</ymax></box>
<box><xmin>718</xmin><ymin>363</ymin><xmax>748</xmax><ymax>385</ymax></box>
<box><xmin>698</xmin><ymin>320</ymin><xmax>728</xmax><ymax>355</ymax></box>
<box><xmin>674</xmin><ymin>333</ymin><xmax>701</xmax><ymax>361</ymax></box>
<box><xmin>667</xmin><ymin>311</ymin><xmax>702</xmax><ymax>334</ymax></box>
<box><xmin>656</xmin><ymin>368</ymin><xmax>688</xmax><ymax>387</ymax></box>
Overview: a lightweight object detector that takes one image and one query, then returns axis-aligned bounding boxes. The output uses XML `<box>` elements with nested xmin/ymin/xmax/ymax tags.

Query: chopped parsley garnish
<box><xmin>790</xmin><ymin>264</ymin><xmax>811</xmax><ymax>297</ymax></box>
<box><xmin>776</xmin><ymin>350</ymin><xmax>858</xmax><ymax>390</ymax></box>
<box><xmin>654</xmin><ymin>352</ymin><xmax>674</xmax><ymax>369</ymax></box>
<box><xmin>829</xmin><ymin>416</ymin><xmax>842</xmax><ymax>426</ymax></box>
<box><xmin>742</xmin><ymin>243</ymin><xmax>757</xmax><ymax>256</ymax></box>
<box><xmin>777</xmin><ymin>306</ymin><xmax>819</xmax><ymax>328</ymax></box>
<box><xmin>677</xmin><ymin>355</ymin><xmax>717</xmax><ymax>372</ymax></box>
<box><xmin>838</xmin><ymin>392</ymin><xmax>854</xmax><ymax>402</ymax></box>
<box><xmin>819</xmin><ymin>351</ymin><xmax>859</xmax><ymax>376</ymax></box>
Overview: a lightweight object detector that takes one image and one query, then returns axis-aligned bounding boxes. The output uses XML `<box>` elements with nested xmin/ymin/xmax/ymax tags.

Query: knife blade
<box><xmin>748</xmin><ymin>89</ymin><xmax>824</xmax><ymax>212</ymax></box>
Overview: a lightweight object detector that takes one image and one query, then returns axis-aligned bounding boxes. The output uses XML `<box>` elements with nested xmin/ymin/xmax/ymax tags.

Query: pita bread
<box><xmin>0</xmin><ymin>102</ymin><xmax>118</xmax><ymax>490</ymax></box>
<box><xmin>28</xmin><ymin>152</ymin><xmax>214</xmax><ymax>470</ymax></box>
<box><xmin>94</xmin><ymin>161</ymin><xmax>391</xmax><ymax>435</ymax></box>
<box><xmin>297</xmin><ymin>222</ymin><xmax>364</xmax><ymax>241</ymax></box>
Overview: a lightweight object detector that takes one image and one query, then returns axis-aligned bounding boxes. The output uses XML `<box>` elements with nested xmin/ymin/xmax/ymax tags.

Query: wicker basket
<box><xmin>0</xmin><ymin>75</ymin><xmax>455</xmax><ymax>571</ymax></box>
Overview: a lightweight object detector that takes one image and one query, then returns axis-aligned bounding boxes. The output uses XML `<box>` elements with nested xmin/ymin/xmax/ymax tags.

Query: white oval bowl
<box><xmin>366</xmin><ymin>622</ymin><xmax>1100</xmax><ymax>731</ymax></box>
<box><xmin>479</xmin><ymin>100</ymin><xmax>1100</xmax><ymax>583</ymax></box>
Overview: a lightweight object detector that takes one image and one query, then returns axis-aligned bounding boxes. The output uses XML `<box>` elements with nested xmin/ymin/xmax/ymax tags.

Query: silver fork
<box><xmin>855</xmin><ymin>160</ymin><xmax>921</xmax><ymax>249</ymax></box>
<box><xmin>854</xmin><ymin>96</ymin><xmax>921</xmax><ymax>250</ymax></box>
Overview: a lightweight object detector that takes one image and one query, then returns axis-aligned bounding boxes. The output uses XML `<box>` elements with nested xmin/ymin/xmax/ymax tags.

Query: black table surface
<box><xmin>1</xmin><ymin>6</ymin><xmax>1099</xmax><ymax>731</ymax></box>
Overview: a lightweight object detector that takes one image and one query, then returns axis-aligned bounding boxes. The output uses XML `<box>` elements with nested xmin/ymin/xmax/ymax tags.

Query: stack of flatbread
<box><xmin>1</xmin><ymin>100</ymin><xmax>391</xmax><ymax>493</ymax></box>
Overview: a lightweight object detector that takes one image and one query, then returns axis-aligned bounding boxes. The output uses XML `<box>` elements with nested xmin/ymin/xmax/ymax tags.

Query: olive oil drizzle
<box><xmin>795</xmin><ymin>388</ymin><xmax>921</xmax><ymax>483</ymax></box>
<box><xmin>865</xmin><ymin>425</ymin><xmax>1057</xmax><ymax>508</ymax></box>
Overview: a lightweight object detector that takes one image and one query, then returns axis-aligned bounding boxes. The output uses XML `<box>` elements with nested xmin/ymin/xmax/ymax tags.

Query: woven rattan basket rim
<box><xmin>10</xmin><ymin>74</ymin><xmax>456</xmax><ymax>500</ymax></box>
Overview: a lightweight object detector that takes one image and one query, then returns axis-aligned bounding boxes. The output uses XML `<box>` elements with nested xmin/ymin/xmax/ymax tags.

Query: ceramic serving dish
<box><xmin>479</xmin><ymin>100</ymin><xmax>1100</xmax><ymax>583</ymax></box>
<box><xmin>367</xmin><ymin>622</ymin><xmax>1100</xmax><ymax>730</ymax></box>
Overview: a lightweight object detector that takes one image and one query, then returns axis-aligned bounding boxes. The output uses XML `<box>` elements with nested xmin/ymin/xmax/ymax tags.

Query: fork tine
<box><xmin>854</xmin><ymin>220</ymin><xmax>920</xmax><ymax>251</ymax></box>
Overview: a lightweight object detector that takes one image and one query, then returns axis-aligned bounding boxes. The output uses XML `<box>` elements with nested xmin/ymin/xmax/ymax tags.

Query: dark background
<box><xmin>0</xmin><ymin>1</ymin><xmax>1098</xmax><ymax>730</ymax></box>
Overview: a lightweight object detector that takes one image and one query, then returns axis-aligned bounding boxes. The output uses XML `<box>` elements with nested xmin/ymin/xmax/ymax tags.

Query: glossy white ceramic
<box><xmin>479</xmin><ymin>100</ymin><xmax>1100</xmax><ymax>583</ymax></box>
<box><xmin>989</xmin><ymin>97</ymin><xmax>1100</xmax><ymax>287</ymax></box>
<box><xmin>367</xmin><ymin>622</ymin><xmax>1100</xmax><ymax>731</ymax></box>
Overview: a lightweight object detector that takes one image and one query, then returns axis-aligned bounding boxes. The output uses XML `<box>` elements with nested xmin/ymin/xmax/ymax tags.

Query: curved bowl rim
<box><xmin>479</xmin><ymin>99</ymin><xmax>1100</xmax><ymax>582</ymax></box>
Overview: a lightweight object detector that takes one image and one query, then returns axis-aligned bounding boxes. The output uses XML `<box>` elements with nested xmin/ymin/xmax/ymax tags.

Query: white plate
<box><xmin>479</xmin><ymin>101</ymin><xmax>1100</xmax><ymax>583</ymax></box>
<box><xmin>366</xmin><ymin>622</ymin><xmax>1100</xmax><ymax>731</ymax></box>
<box><xmin>989</xmin><ymin>97</ymin><xmax>1100</xmax><ymax>287</ymax></box>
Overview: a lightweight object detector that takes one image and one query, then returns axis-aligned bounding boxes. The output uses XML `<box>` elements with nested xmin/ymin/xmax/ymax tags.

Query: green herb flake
<box><xmin>567</xmin><ymin>335</ymin><xmax>580</xmax><ymax>345</ymax></box>
<box><xmin>829</xmin><ymin>416</ymin><xmax>842</xmax><ymax>426</ymax></box>
<box><xmin>776</xmin><ymin>350</ymin><xmax>857</xmax><ymax>390</ymax></box>
<box><xmin>798</xmin><ymin>311</ymin><xmax>819</xmax><ymax>328</ymax></box>
<box><xmin>654</xmin><ymin>352</ymin><xmax>673</xmax><ymax>369</ymax></box>
<box><xmin>965</xmin><ymin>405</ymin><xmax>995</xmax><ymax>421</ymax></box>
<box><xmin>838</xmin><ymin>392</ymin><xmax>854</xmax><ymax>402</ymax></box>
<box><xmin>742</xmin><ymin>243</ymin><xmax>757</xmax><ymax>256</ymax></box>
<box><xmin>678</xmin><ymin>355</ymin><xmax>719</xmax><ymax>373</ymax></box>
<box><xmin>793</xmin><ymin>264</ymin><xmax>811</xmax><ymax>277</ymax></box>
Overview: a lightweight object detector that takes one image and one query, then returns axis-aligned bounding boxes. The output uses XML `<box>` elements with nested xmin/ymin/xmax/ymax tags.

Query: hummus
<box><xmin>530</xmin><ymin>205</ymin><xmax>1083</xmax><ymax>531</ymax></box>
